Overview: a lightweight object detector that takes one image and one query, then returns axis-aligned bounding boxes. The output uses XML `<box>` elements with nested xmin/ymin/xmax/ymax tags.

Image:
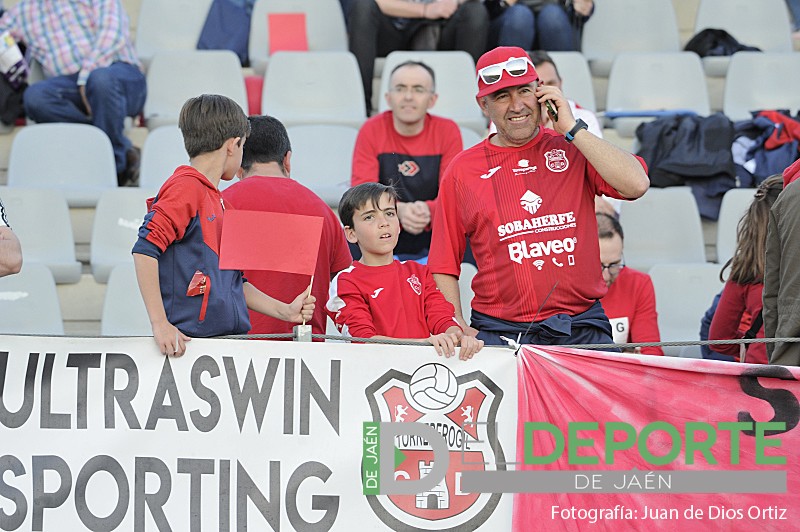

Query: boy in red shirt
<box><xmin>327</xmin><ymin>183</ymin><xmax>483</xmax><ymax>360</ymax></box>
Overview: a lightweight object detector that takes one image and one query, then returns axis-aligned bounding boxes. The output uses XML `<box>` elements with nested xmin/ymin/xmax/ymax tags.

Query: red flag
<box><xmin>219</xmin><ymin>210</ymin><xmax>322</xmax><ymax>275</ymax></box>
<box><xmin>268</xmin><ymin>13</ymin><xmax>308</xmax><ymax>53</ymax></box>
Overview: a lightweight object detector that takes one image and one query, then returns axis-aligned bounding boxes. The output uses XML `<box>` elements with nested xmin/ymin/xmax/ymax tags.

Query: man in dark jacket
<box><xmin>763</xmin><ymin>159</ymin><xmax>800</xmax><ymax>365</ymax></box>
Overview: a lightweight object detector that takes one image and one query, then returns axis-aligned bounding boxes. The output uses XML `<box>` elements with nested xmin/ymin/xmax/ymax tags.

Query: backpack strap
<box><xmin>743</xmin><ymin>310</ymin><xmax>763</xmax><ymax>340</ymax></box>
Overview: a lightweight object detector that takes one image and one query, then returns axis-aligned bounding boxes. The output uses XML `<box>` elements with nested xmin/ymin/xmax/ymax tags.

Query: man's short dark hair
<box><xmin>338</xmin><ymin>183</ymin><xmax>399</xmax><ymax>228</ymax></box>
<box><xmin>528</xmin><ymin>50</ymin><xmax>561</xmax><ymax>81</ymax></box>
<box><xmin>597</xmin><ymin>212</ymin><xmax>624</xmax><ymax>240</ymax></box>
<box><xmin>389</xmin><ymin>60</ymin><xmax>436</xmax><ymax>91</ymax></box>
<box><xmin>241</xmin><ymin>115</ymin><xmax>292</xmax><ymax>173</ymax></box>
<box><xmin>179</xmin><ymin>94</ymin><xmax>249</xmax><ymax>158</ymax></box>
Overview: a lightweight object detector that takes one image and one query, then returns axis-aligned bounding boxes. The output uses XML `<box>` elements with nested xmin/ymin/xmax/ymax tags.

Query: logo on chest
<box><xmin>545</xmin><ymin>149</ymin><xmax>569</xmax><ymax>172</ymax></box>
<box><xmin>519</xmin><ymin>190</ymin><xmax>542</xmax><ymax>215</ymax></box>
<box><xmin>512</xmin><ymin>159</ymin><xmax>538</xmax><ymax>175</ymax></box>
<box><xmin>398</xmin><ymin>160</ymin><xmax>420</xmax><ymax>177</ymax></box>
<box><xmin>407</xmin><ymin>274</ymin><xmax>422</xmax><ymax>296</ymax></box>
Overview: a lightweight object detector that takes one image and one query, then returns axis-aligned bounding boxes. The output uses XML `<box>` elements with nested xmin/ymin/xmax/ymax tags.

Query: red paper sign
<box><xmin>268</xmin><ymin>13</ymin><xmax>308</xmax><ymax>53</ymax></box>
<box><xmin>219</xmin><ymin>210</ymin><xmax>322</xmax><ymax>275</ymax></box>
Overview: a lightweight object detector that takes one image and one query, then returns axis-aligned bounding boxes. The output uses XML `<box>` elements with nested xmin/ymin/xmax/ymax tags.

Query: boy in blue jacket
<box><xmin>133</xmin><ymin>94</ymin><xmax>314</xmax><ymax>357</ymax></box>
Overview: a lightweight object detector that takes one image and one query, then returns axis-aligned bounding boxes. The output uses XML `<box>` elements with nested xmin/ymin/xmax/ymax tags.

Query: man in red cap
<box><xmin>428</xmin><ymin>46</ymin><xmax>650</xmax><ymax>348</ymax></box>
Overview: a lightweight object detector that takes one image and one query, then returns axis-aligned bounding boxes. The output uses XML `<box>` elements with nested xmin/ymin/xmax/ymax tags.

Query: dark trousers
<box><xmin>471</xmin><ymin>301</ymin><xmax>618</xmax><ymax>350</ymax></box>
<box><xmin>347</xmin><ymin>0</ymin><xmax>488</xmax><ymax>112</ymax></box>
<box><xmin>24</xmin><ymin>61</ymin><xmax>146</xmax><ymax>174</ymax></box>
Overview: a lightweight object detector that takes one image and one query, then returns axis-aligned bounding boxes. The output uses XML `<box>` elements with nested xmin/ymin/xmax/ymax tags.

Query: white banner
<box><xmin>0</xmin><ymin>336</ymin><xmax>517</xmax><ymax>531</ymax></box>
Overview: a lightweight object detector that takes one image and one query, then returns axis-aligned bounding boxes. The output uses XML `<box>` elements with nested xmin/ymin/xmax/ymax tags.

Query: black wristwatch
<box><xmin>565</xmin><ymin>119</ymin><xmax>588</xmax><ymax>142</ymax></box>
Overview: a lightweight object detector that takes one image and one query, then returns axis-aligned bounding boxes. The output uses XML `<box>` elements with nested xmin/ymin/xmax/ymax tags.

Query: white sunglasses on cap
<box><xmin>477</xmin><ymin>56</ymin><xmax>535</xmax><ymax>85</ymax></box>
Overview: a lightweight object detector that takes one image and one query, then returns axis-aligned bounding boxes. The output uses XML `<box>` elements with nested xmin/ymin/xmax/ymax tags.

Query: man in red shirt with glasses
<box><xmin>428</xmin><ymin>46</ymin><xmax>650</xmax><ymax>348</ymax></box>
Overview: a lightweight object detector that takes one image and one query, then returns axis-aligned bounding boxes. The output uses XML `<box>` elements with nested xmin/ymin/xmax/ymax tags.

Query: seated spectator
<box><xmin>0</xmin><ymin>0</ymin><xmax>146</xmax><ymax>186</ymax></box>
<box><xmin>597</xmin><ymin>213</ymin><xmax>663</xmax><ymax>355</ymax></box>
<box><xmin>0</xmin><ymin>195</ymin><xmax>22</xmax><ymax>277</ymax></box>
<box><xmin>223</xmin><ymin>116</ymin><xmax>353</xmax><ymax>338</ymax></box>
<box><xmin>347</xmin><ymin>0</ymin><xmax>488</xmax><ymax>113</ymax></box>
<box><xmin>486</xmin><ymin>0</ymin><xmax>593</xmax><ymax>51</ymax></box>
<box><xmin>327</xmin><ymin>182</ymin><xmax>483</xmax><ymax>360</ymax></box>
<box><xmin>351</xmin><ymin>60</ymin><xmax>462</xmax><ymax>261</ymax></box>
<box><xmin>711</xmin><ymin>174</ymin><xmax>779</xmax><ymax>364</ymax></box>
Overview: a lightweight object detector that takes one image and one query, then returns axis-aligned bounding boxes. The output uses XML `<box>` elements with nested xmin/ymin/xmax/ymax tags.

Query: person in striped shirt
<box><xmin>0</xmin><ymin>0</ymin><xmax>146</xmax><ymax>185</ymax></box>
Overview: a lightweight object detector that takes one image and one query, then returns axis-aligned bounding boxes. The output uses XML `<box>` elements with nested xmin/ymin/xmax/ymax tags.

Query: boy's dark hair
<box><xmin>596</xmin><ymin>212</ymin><xmax>624</xmax><ymax>240</ymax></box>
<box><xmin>389</xmin><ymin>60</ymin><xmax>436</xmax><ymax>90</ymax></box>
<box><xmin>179</xmin><ymin>94</ymin><xmax>250</xmax><ymax>158</ymax></box>
<box><xmin>241</xmin><ymin>115</ymin><xmax>291</xmax><ymax>174</ymax></box>
<box><xmin>338</xmin><ymin>183</ymin><xmax>399</xmax><ymax>228</ymax></box>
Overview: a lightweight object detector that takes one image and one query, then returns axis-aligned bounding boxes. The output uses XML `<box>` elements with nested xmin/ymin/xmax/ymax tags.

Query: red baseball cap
<box><xmin>475</xmin><ymin>46</ymin><xmax>539</xmax><ymax>98</ymax></box>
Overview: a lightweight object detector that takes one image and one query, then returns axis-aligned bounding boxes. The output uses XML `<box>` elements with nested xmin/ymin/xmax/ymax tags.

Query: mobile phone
<box><xmin>545</xmin><ymin>100</ymin><xmax>558</xmax><ymax>122</ymax></box>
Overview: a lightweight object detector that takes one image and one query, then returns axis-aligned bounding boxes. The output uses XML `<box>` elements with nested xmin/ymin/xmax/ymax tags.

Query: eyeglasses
<box><xmin>389</xmin><ymin>85</ymin><xmax>432</xmax><ymax>96</ymax></box>
<box><xmin>600</xmin><ymin>258</ymin><xmax>625</xmax><ymax>276</ymax></box>
<box><xmin>477</xmin><ymin>57</ymin><xmax>535</xmax><ymax>85</ymax></box>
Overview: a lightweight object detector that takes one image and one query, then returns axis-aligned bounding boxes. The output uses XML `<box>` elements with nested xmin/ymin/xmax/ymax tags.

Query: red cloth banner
<box><xmin>514</xmin><ymin>346</ymin><xmax>800</xmax><ymax>531</ymax></box>
<box><xmin>219</xmin><ymin>209</ymin><xmax>322</xmax><ymax>275</ymax></box>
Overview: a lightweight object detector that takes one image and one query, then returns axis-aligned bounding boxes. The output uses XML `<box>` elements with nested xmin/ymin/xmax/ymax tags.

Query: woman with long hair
<box><xmin>709</xmin><ymin>175</ymin><xmax>784</xmax><ymax>363</ymax></box>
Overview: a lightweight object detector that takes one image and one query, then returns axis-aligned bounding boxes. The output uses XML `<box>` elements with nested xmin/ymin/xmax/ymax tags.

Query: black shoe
<box><xmin>117</xmin><ymin>146</ymin><xmax>141</xmax><ymax>186</ymax></box>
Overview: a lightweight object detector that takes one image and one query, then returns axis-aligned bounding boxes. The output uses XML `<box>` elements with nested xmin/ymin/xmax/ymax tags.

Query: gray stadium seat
<box><xmin>284</xmin><ymin>124</ymin><xmax>358</xmax><ymax>207</ymax></box>
<box><xmin>8</xmin><ymin>124</ymin><xmax>117</xmax><ymax>207</ymax></box>
<box><xmin>548</xmin><ymin>51</ymin><xmax>597</xmax><ymax>112</ymax></box>
<box><xmin>694</xmin><ymin>0</ymin><xmax>793</xmax><ymax>78</ymax></box>
<box><xmin>460</xmin><ymin>126</ymin><xmax>483</xmax><ymax>150</ymax></box>
<box><xmin>263</xmin><ymin>51</ymin><xmax>366</xmax><ymax>129</ymax></box>
<box><xmin>605</xmin><ymin>52</ymin><xmax>710</xmax><ymax>137</ymax></box>
<box><xmin>582</xmin><ymin>0</ymin><xmax>680</xmax><ymax>78</ymax></box>
<box><xmin>715</xmin><ymin>187</ymin><xmax>755</xmax><ymax>267</ymax></box>
<box><xmin>135</xmin><ymin>0</ymin><xmax>213</xmax><ymax>68</ymax></box>
<box><xmin>90</xmin><ymin>188</ymin><xmax>157</xmax><ymax>283</ymax></box>
<box><xmin>620</xmin><ymin>187</ymin><xmax>707</xmax><ymax>271</ymax></box>
<box><xmin>248</xmin><ymin>0</ymin><xmax>347</xmax><ymax>76</ymax></box>
<box><xmin>0</xmin><ymin>187</ymin><xmax>82</xmax><ymax>284</ymax></box>
<box><xmin>378</xmin><ymin>51</ymin><xmax>486</xmax><ymax>135</ymax></box>
<box><xmin>139</xmin><ymin>126</ymin><xmax>189</xmax><ymax>190</ymax></box>
<box><xmin>101</xmin><ymin>264</ymin><xmax>152</xmax><ymax>336</ymax></box>
<box><xmin>649</xmin><ymin>262</ymin><xmax>723</xmax><ymax>356</ymax></box>
<box><xmin>0</xmin><ymin>262</ymin><xmax>64</xmax><ymax>335</ymax></box>
<box><xmin>722</xmin><ymin>52</ymin><xmax>800</xmax><ymax>122</ymax></box>
<box><xmin>144</xmin><ymin>50</ymin><xmax>249</xmax><ymax>129</ymax></box>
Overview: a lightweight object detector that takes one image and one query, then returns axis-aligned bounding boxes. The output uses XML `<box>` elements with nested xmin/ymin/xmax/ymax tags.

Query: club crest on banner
<box><xmin>364</xmin><ymin>363</ymin><xmax>506</xmax><ymax>530</ymax></box>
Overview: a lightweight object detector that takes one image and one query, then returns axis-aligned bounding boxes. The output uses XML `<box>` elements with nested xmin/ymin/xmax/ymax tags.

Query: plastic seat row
<box><xmin>605</xmin><ymin>51</ymin><xmax>800</xmax><ymax>137</ymax></box>
<box><xmin>582</xmin><ymin>0</ymin><xmax>793</xmax><ymax>78</ymax></box>
<box><xmin>615</xmin><ymin>185</ymin><xmax>762</xmax><ymax>275</ymax></box>
<box><xmin>143</xmin><ymin>48</ymin><xmax>488</xmax><ymax>135</ymax></box>
<box><xmin>135</xmin><ymin>0</ymin><xmax>347</xmax><ymax>75</ymax></box>
<box><xmin>0</xmin><ymin>261</ymin><xmax>150</xmax><ymax>336</ymax></box>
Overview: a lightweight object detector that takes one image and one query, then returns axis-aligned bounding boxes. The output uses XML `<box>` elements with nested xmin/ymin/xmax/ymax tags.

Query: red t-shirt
<box><xmin>428</xmin><ymin>131</ymin><xmax>647</xmax><ymax>323</ymax></box>
<box><xmin>222</xmin><ymin>176</ymin><xmax>352</xmax><ymax>336</ymax></box>
<box><xmin>327</xmin><ymin>260</ymin><xmax>460</xmax><ymax>339</ymax></box>
<box><xmin>709</xmin><ymin>280</ymin><xmax>767</xmax><ymax>364</ymax></box>
<box><xmin>351</xmin><ymin>111</ymin><xmax>462</xmax><ymax>255</ymax></box>
<box><xmin>600</xmin><ymin>266</ymin><xmax>664</xmax><ymax>355</ymax></box>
